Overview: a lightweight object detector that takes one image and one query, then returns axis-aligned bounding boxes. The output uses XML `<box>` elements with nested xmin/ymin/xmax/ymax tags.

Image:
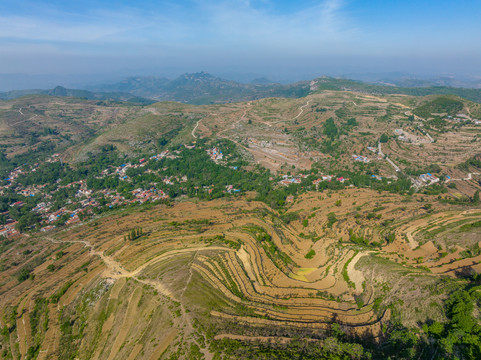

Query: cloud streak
<box><xmin>0</xmin><ymin>0</ymin><xmax>480</xmax><ymax>77</ymax></box>
<box><xmin>0</xmin><ymin>0</ymin><xmax>357</xmax><ymax>48</ymax></box>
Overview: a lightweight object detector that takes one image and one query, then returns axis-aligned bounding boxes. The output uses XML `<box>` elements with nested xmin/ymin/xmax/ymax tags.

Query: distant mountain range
<box><xmin>0</xmin><ymin>86</ymin><xmax>154</xmax><ymax>104</ymax></box>
<box><xmin>2</xmin><ymin>72</ymin><xmax>481</xmax><ymax>105</ymax></box>
<box><xmin>88</xmin><ymin>71</ymin><xmax>309</xmax><ymax>104</ymax></box>
<box><xmin>309</xmin><ymin>77</ymin><xmax>481</xmax><ymax>104</ymax></box>
<box><xmin>373</xmin><ymin>76</ymin><xmax>481</xmax><ymax>89</ymax></box>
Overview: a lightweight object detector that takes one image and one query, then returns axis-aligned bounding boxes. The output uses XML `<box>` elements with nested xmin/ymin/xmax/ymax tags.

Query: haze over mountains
<box><xmin>3</xmin><ymin>72</ymin><xmax>481</xmax><ymax>106</ymax></box>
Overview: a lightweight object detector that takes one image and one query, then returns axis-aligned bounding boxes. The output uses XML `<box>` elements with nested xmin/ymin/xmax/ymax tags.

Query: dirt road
<box><xmin>293</xmin><ymin>100</ymin><xmax>311</xmax><ymax>120</ymax></box>
<box><xmin>378</xmin><ymin>142</ymin><xmax>400</xmax><ymax>172</ymax></box>
<box><xmin>192</xmin><ymin>119</ymin><xmax>202</xmax><ymax>139</ymax></box>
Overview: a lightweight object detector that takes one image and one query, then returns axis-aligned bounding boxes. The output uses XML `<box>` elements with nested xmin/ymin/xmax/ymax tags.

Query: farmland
<box><xmin>0</xmin><ymin>88</ymin><xmax>480</xmax><ymax>359</ymax></box>
<box><xmin>1</xmin><ymin>187</ymin><xmax>480</xmax><ymax>358</ymax></box>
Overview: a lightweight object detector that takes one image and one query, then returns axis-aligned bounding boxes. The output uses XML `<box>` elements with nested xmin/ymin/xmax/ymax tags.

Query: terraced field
<box><xmin>1</xmin><ymin>189</ymin><xmax>480</xmax><ymax>358</ymax></box>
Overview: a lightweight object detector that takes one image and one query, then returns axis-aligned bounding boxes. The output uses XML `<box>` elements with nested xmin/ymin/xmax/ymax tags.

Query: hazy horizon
<box><xmin>1</xmin><ymin>0</ymin><xmax>481</xmax><ymax>90</ymax></box>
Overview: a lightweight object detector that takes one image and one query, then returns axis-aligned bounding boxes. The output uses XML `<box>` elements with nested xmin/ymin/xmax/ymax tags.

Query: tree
<box><xmin>380</xmin><ymin>134</ymin><xmax>389</xmax><ymax>143</ymax></box>
<box><xmin>472</xmin><ymin>190</ymin><xmax>480</xmax><ymax>204</ymax></box>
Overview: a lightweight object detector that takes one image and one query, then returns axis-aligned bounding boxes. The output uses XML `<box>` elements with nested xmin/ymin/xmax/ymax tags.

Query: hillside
<box><xmin>91</xmin><ymin>72</ymin><xmax>311</xmax><ymax>104</ymax></box>
<box><xmin>0</xmin><ymin>86</ymin><xmax>153</xmax><ymax>105</ymax></box>
<box><xmin>310</xmin><ymin>77</ymin><xmax>481</xmax><ymax>104</ymax></box>
<box><xmin>91</xmin><ymin>73</ymin><xmax>481</xmax><ymax>104</ymax></box>
<box><xmin>0</xmin><ymin>88</ymin><xmax>480</xmax><ymax>359</ymax></box>
<box><xmin>5</xmin><ymin>74</ymin><xmax>481</xmax><ymax>107</ymax></box>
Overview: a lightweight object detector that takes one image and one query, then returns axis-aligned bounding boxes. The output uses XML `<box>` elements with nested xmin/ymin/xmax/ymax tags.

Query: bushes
<box><xmin>459</xmin><ymin>220</ymin><xmax>481</xmax><ymax>232</ymax></box>
<box><xmin>348</xmin><ymin>230</ymin><xmax>369</xmax><ymax>246</ymax></box>
<box><xmin>279</xmin><ymin>211</ymin><xmax>300</xmax><ymax>224</ymax></box>
<box><xmin>413</xmin><ymin>96</ymin><xmax>464</xmax><ymax>119</ymax></box>
<box><xmin>326</xmin><ymin>212</ymin><xmax>337</xmax><ymax>228</ymax></box>
<box><xmin>50</xmin><ymin>280</ymin><xmax>74</xmax><ymax>304</ymax></box>
<box><xmin>305</xmin><ymin>250</ymin><xmax>315</xmax><ymax>259</ymax></box>
<box><xmin>342</xmin><ymin>252</ymin><xmax>357</xmax><ymax>289</ymax></box>
<box><xmin>17</xmin><ymin>267</ymin><xmax>33</xmax><ymax>282</ymax></box>
<box><xmin>322</xmin><ymin>118</ymin><xmax>339</xmax><ymax>140</ymax></box>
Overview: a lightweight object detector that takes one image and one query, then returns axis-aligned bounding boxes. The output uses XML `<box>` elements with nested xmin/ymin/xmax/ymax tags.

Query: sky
<box><xmin>1</xmin><ymin>0</ymin><xmax>481</xmax><ymax>87</ymax></box>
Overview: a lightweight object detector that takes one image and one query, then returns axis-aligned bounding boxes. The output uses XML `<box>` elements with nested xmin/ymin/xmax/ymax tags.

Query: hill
<box><xmin>91</xmin><ymin>72</ymin><xmax>310</xmax><ymax>104</ymax></box>
<box><xmin>0</xmin><ymin>86</ymin><xmax>154</xmax><ymax>105</ymax></box>
<box><xmin>310</xmin><ymin>76</ymin><xmax>481</xmax><ymax>103</ymax></box>
<box><xmin>5</xmin><ymin>74</ymin><xmax>481</xmax><ymax>107</ymax></box>
<box><xmin>0</xmin><ymin>87</ymin><xmax>480</xmax><ymax>359</ymax></box>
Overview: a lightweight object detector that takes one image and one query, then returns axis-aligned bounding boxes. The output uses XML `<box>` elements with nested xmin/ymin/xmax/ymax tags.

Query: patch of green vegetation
<box><xmin>460</xmin><ymin>243</ymin><xmax>481</xmax><ymax>258</ymax></box>
<box><xmin>50</xmin><ymin>280</ymin><xmax>74</xmax><ymax>304</ymax></box>
<box><xmin>348</xmin><ymin>229</ymin><xmax>369</xmax><ymax>246</ymax></box>
<box><xmin>304</xmin><ymin>250</ymin><xmax>316</xmax><ymax>259</ymax></box>
<box><xmin>326</xmin><ymin>212</ymin><xmax>337</xmax><ymax>228</ymax></box>
<box><xmin>245</xmin><ymin>225</ymin><xmax>294</xmax><ymax>271</ymax></box>
<box><xmin>322</xmin><ymin>118</ymin><xmax>339</xmax><ymax>140</ymax></box>
<box><xmin>458</xmin><ymin>155</ymin><xmax>481</xmax><ymax>172</ymax></box>
<box><xmin>414</xmin><ymin>96</ymin><xmax>464</xmax><ymax>118</ymax></box>
<box><xmin>459</xmin><ymin>219</ymin><xmax>481</xmax><ymax>232</ymax></box>
<box><xmin>205</xmin><ymin>234</ymin><xmax>241</xmax><ymax>250</ymax></box>
<box><xmin>279</xmin><ymin>211</ymin><xmax>300</xmax><ymax>224</ymax></box>
<box><xmin>16</xmin><ymin>267</ymin><xmax>34</xmax><ymax>283</ymax></box>
<box><xmin>27</xmin><ymin>297</ymin><xmax>49</xmax><ymax>359</ymax></box>
<box><xmin>342</xmin><ymin>251</ymin><xmax>358</xmax><ymax>289</ymax></box>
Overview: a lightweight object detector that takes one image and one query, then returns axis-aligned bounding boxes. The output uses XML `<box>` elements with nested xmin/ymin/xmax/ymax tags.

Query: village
<box><xmin>0</xmin><ymin>139</ymin><xmax>458</xmax><ymax>239</ymax></box>
<box><xmin>0</xmin><ymin>145</ymin><xmax>253</xmax><ymax>238</ymax></box>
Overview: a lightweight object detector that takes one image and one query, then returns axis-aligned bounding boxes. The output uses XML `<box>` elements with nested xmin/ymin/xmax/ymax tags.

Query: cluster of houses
<box><xmin>446</xmin><ymin>114</ymin><xmax>481</xmax><ymax>125</ymax></box>
<box><xmin>208</xmin><ymin>147</ymin><xmax>223</xmax><ymax>162</ymax></box>
<box><xmin>394</xmin><ymin>128</ymin><xmax>432</xmax><ymax>144</ymax></box>
<box><xmin>412</xmin><ymin>173</ymin><xmax>440</xmax><ymax>188</ymax></box>
<box><xmin>279</xmin><ymin>174</ymin><xmax>347</xmax><ymax>187</ymax></box>
<box><xmin>131</xmin><ymin>188</ymin><xmax>168</xmax><ymax>204</ymax></box>
<box><xmin>419</xmin><ymin>173</ymin><xmax>440</xmax><ymax>185</ymax></box>
<box><xmin>0</xmin><ymin>140</ymin><xmax>450</xmax><ymax>239</ymax></box>
<box><xmin>312</xmin><ymin>175</ymin><xmax>346</xmax><ymax>187</ymax></box>
<box><xmin>225</xmin><ymin>185</ymin><xmax>241</xmax><ymax>193</ymax></box>
<box><xmin>0</xmin><ymin>220</ymin><xmax>20</xmax><ymax>238</ymax></box>
<box><xmin>278</xmin><ymin>174</ymin><xmax>307</xmax><ymax>186</ymax></box>
<box><xmin>0</xmin><ymin>146</ymin><xmax>200</xmax><ymax>237</ymax></box>
<box><xmin>3</xmin><ymin>167</ymin><xmax>25</xmax><ymax>184</ymax></box>
<box><xmin>394</xmin><ymin>129</ymin><xmax>410</xmax><ymax>142</ymax></box>
<box><xmin>352</xmin><ymin>154</ymin><xmax>370</xmax><ymax>163</ymax></box>
<box><xmin>149</xmin><ymin>150</ymin><xmax>175</xmax><ymax>161</ymax></box>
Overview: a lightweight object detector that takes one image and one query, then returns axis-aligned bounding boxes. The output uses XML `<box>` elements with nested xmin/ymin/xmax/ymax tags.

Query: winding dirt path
<box><xmin>378</xmin><ymin>142</ymin><xmax>400</xmax><ymax>172</ymax></box>
<box><xmin>44</xmin><ymin>237</ymin><xmax>229</xmax><ymax>302</ymax></box>
<box><xmin>218</xmin><ymin>102</ymin><xmax>252</xmax><ymax>138</ymax></box>
<box><xmin>293</xmin><ymin>100</ymin><xmax>311</xmax><ymax>120</ymax></box>
<box><xmin>447</xmin><ymin>172</ymin><xmax>479</xmax><ymax>182</ymax></box>
<box><xmin>192</xmin><ymin>119</ymin><xmax>202</xmax><ymax>139</ymax></box>
<box><xmin>11</xmin><ymin>114</ymin><xmax>38</xmax><ymax>126</ymax></box>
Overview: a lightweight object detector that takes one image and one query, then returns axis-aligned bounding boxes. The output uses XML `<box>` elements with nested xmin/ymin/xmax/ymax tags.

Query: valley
<box><xmin>0</xmin><ymin>82</ymin><xmax>480</xmax><ymax>359</ymax></box>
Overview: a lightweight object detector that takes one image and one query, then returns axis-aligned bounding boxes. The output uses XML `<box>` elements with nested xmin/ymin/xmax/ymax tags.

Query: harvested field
<box><xmin>2</xmin><ymin>188</ymin><xmax>480</xmax><ymax>358</ymax></box>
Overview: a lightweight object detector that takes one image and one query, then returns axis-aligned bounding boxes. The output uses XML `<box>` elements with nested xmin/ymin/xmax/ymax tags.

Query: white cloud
<box><xmin>0</xmin><ymin>1</ymin><xmax>358</xmax><ymax>49</ymax></box>
<box><xmin>0</xmin><ymin>0</ymin><xmax>367</xmax><ymax>74</ymax></box>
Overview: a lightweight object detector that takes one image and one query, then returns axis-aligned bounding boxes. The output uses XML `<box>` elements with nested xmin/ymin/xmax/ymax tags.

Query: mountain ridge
<box><xmin>3</xmin><ymin>72</ymin><xmax>481</xmax><ymax>105</ymax></box>
<box><xmin>0</xmin><ymin>85</ymin><xmax>154</xmax><ymax>104</ymax></box>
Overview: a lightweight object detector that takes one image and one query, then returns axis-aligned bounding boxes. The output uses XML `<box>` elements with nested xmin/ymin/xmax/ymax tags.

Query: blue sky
<box><xmin>1</xmin><ymin>0</ymin><xmax>480</xmax><ymax>81</ymax></box>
